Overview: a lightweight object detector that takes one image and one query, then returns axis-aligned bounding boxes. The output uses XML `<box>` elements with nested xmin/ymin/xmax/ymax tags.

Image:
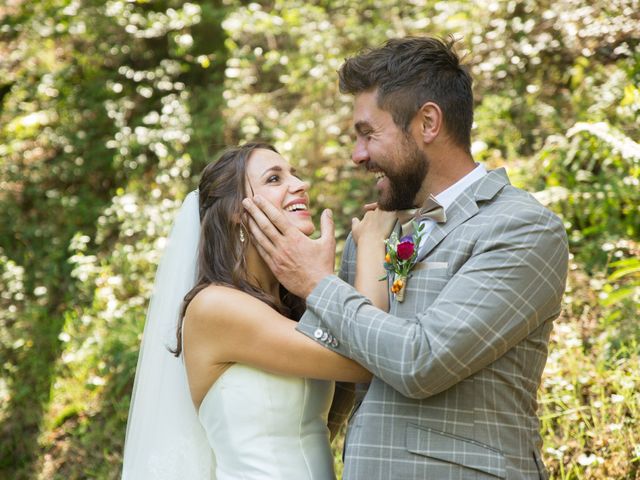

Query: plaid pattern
<box><xmin>297</xmin><ymin>169</ymin><xmax>568</xmax><ymax>479</ymax></box>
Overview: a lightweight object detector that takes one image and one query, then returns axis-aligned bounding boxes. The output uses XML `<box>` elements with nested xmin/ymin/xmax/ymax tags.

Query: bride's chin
<box><xmin>297</xmin><ymin>222</ymin><xmax>315</xmax><ymax>236</ymax></box>
<box><xmin>301</xmin><ymin>227</ymin><xmax>315</xmax><ymax>236</ymax></box>
<box><xmin>281</xmin><ymin>210</ymin><xmax>315</xmax><ymax>236</ymax></box>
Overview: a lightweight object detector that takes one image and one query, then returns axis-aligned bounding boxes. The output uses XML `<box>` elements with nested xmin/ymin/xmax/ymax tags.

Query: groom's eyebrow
<box><xmin>354</xmin><ymin>121</ymin><xmax>372</xmax><ymax>136</ymax></box>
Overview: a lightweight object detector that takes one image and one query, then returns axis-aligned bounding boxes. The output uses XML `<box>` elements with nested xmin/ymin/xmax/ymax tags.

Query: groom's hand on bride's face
<box><xmin>242</xmin><ymin>195</ymin><xmax>336</xmax><ymax>298</ymax></box>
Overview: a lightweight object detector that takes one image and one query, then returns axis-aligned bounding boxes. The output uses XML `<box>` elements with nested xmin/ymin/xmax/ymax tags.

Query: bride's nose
<box><xmin>289</xmin><ymin>177</ymin><xmax>310</xmax><ymax>193</ymax></box>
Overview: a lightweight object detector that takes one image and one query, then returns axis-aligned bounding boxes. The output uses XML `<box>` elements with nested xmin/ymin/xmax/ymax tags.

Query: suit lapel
<box><xmin>417</xmin><ymin>195</ymin><xmax>478</xmax><ymax>262</ymax></box>
<box><xmin>416</xmin><ymin>168</ymin><xmax>511</xmax><ymax>262</ymax></box>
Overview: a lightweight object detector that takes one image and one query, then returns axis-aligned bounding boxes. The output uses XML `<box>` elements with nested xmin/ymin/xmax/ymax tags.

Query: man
<box><xmin>243</xmin><ymin>36</ymin><xmax>568</xmax><ymax>479</ymax></box>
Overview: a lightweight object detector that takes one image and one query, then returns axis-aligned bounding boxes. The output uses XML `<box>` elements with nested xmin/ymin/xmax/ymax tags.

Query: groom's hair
<box><xmin>338</xmin><ymin>35</ymin><xmax>473</xmax><ymax>152</ymax></box>
<box><xmin>172</xmin><ymin>142</ymin><xmax>305</xmax><ymax>357</ymax></box>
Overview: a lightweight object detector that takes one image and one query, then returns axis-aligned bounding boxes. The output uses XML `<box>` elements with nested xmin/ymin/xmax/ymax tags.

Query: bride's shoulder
<box><xmin>192</xmin><ymin>283</ymin><xmax>242</xmax><ymax>301</ymax></box>
<box><xmin>185</xmin><ymin>285</ymin><xmax>268</xmax><ymax>326</ymax></box>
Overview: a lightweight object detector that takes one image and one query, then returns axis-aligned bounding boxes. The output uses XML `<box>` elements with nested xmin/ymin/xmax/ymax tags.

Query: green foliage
<box><xmin>0</xmin><ymin>0</ymin><xmax>228</xmax><ymax>477</ymax></box>
<box><xmin>0</xmin><ymin>0</ymin><xmax>638</xmax><ymax>478</ymax></box>
<box><xmin>540</xmin><ymin>261</ymin><xmax>640</xmax><ymax>479</ymax></box>
<box><xmin>540</xmin><ymin>322</ymin><xmax>640</xmax><ymax>478</ymax></box>
<box><xmin>599</xmin><ymin>247</ymin><xmax>640</xmax><ymax>352</ymax></box>
<box><xmin>535</xmin><ymin>121</ymin><xmax>639</xmax><ymax>268</ymax></box>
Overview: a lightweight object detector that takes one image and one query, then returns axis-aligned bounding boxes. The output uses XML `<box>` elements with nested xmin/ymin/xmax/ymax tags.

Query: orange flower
<box><xmin>385</xmin><ymin>253</ymin><xmax>391</xmax><ymax>263</ymax></box>
<box><xmin>391</xmin><ymin>278</ymin><xmax>404</xmax><ymax>293</ymax></box>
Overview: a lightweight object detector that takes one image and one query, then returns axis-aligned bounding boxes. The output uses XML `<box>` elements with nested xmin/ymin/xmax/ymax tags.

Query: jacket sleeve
<box><xmin>297</xmin><ymin>208</ymin><xmax>568</xmax><ymax>399</ymax></box>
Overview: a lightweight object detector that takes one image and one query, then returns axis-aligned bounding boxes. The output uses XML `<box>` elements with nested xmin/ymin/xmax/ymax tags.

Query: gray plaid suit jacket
<box><xmin>297</xmin><ymin>169</ymin><xmax>568</xmax><ymax>479</ymax></box>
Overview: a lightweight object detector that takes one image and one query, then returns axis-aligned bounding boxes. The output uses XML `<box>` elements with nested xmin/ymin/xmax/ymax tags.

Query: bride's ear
<box><xmin>232</xmin><ymin>211</ymin><xmax>249</xmax><ymax>227</ymax></box>
<box><xmin>230</xmin><ymin>210</ymin><xmax>243</xmax><ymax>224</ymax></box>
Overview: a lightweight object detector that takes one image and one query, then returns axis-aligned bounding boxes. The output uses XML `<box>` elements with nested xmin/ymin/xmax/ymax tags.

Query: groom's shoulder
<box><xmin>479</xmin><ymin>183</ymin><xmax>567</xmax><ymax>242</ymax></box>
<box><xmin>496</xmin><ymin>183</ymin><xmax>543</xmax><ymax>209</ymax></box>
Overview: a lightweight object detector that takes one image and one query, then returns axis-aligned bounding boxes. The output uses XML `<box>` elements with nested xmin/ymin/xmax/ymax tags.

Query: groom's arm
<box><xmin>295</xmin><ymin>207</ymin><xmax>568</xmax><ymax>399</ymax></box>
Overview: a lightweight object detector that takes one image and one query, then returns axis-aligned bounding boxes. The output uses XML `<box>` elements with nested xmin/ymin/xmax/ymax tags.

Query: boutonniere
<box><xmin>381</xmin><ymin>221</ymin><xmax>426</xmax><ymax>302</ymax></box>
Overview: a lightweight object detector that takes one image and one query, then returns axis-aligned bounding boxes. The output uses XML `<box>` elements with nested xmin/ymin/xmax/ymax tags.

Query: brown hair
<box><xmin>172</xmin><ymin>142</ymin><xmax>305</xmax><ymax>356</ymax></box>
<box><xmin>338</xmin><ymin>36</ymin><xmax>473</xmax><ymax>152</ymax></box>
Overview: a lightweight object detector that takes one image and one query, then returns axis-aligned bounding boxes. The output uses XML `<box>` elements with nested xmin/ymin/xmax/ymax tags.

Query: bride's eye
<box><xmin>267</xmin><ymin>174</ymin><xmax>280</xmax><ymax>183</ymax></box>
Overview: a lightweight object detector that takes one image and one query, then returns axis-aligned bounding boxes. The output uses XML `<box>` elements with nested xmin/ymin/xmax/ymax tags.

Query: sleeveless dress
<box><xmin>197</xmin><ymin>364</ymin><xmax>336</xmax><ymax>479</ymax></box>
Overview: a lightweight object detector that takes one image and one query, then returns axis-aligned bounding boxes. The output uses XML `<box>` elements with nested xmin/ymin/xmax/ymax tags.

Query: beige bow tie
<box><xmin>396</xmin><ymin>194</ymin><xmax>446</xmax><ymax>237</ymax></box>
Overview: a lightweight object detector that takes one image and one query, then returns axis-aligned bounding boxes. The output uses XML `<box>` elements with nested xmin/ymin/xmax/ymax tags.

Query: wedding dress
<box><xmin>197</xmin><ymin>363</ymin><xmax>336</xmax><ymax>479</ymax></box>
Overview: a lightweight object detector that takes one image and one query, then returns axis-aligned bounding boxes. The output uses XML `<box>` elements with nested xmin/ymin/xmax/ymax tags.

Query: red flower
<box><xmin>396</xmin><ymin>241</ymin><xmax>415</xmax><ymax>260</ymax></box>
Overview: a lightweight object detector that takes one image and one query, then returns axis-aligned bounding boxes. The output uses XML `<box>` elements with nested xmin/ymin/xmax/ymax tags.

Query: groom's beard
<box><xmin>378</xmin><ymin>138</ymin><xmax>429</xmax><ymax>211</ymax></box>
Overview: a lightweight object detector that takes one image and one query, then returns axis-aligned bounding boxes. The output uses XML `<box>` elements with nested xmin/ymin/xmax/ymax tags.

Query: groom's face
<box><xmin>351</xmin><ymin>90</ymin><xmax>428</xmax><ymax>210</ymax></box>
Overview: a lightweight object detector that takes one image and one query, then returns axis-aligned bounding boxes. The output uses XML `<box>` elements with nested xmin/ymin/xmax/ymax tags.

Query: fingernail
<box><xmin>325</xmin><ymin>209</ymin><xmax>333</xmax><ymax>219</ymax></box>
<box><xmin>254</xmin><ymin>195</ymin><xmax>263</xmax><ymax>204</ymax></box>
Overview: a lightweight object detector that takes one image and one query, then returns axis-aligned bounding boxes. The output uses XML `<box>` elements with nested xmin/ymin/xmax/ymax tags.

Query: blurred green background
<box><xmin>0</xmin><ymin>1</ymin><xmax>638</xmax><ymax>478</ymax></box>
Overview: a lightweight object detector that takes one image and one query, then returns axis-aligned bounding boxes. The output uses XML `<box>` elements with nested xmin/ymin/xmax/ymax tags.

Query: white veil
<box><xmin>122</xmin><ymin>190</ymin><xmax>215</xmax><ymax>479</ymax></box>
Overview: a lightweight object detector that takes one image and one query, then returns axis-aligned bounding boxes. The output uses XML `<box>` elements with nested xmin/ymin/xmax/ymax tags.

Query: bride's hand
<box><xmin>351</xmin><ymin>205</ymin><xmax>397</xmax><ymax>246</ymax></box>
<box><xmin>352</xmin><ymin>204</ymin><xmax>395</xmax><ymax>312</ymax></box>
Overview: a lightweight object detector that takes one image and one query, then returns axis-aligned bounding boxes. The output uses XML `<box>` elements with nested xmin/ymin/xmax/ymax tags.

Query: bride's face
<box><xmin>245</xmin><ymin>149</ymin><xmax>315</xmax><ymax>236</ymax></box>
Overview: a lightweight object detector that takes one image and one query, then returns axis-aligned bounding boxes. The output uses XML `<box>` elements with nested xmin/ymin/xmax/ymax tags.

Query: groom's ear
<box><xmin>416</xmin><ymin>101</ymin><xmax>442</xmax><ymax>145</ymax></box>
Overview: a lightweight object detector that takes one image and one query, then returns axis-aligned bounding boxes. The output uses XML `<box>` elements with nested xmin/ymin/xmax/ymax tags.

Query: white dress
<box><xmin>198</xmin><ymin>363</ymin><xmax>337</xmax><ymax>480</ymax></box>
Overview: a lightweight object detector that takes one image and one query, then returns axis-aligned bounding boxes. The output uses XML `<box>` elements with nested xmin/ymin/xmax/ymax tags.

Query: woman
<box><xmin>122</xmin><ymin>142</ymin><xmax>393</xmax><ymax>479</ymax></box>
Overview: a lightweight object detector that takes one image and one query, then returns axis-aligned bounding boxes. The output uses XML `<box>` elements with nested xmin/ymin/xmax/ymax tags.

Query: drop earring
<box><xmin>239</xmin><ymin>226</ymin><xmax>246</xmax><ymax>243</ymax></box>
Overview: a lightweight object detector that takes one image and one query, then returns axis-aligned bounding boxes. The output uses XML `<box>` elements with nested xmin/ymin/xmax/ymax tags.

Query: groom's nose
<box><xmin>352</xmin><ymin>138</ymin><xmax>369</xmax><ymax>165</ymax></box>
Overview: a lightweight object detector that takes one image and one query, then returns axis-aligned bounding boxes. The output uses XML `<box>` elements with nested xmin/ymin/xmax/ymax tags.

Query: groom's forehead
<box><xmin>353</xmin><ymin>100</ymin><xmax>396</xmax><ymax>134</ymax></box>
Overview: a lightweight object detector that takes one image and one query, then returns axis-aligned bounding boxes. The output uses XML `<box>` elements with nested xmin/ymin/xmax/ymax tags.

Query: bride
<box><xmin>121</xmin><ymin>142</ymin><xmax>392</xmax><ymax>479</ymax></box>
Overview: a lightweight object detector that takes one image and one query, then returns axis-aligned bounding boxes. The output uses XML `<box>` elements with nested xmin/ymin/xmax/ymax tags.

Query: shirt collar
<box><xmin>435</xmin><ymin>163</ymin><xmax>487</xmax><ymax>211</ymax></box>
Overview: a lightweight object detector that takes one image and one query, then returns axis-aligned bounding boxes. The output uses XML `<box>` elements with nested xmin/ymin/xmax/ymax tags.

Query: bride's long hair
<box><xmin>172</xmin><ymin>142</ymin><xmax>305</xmax><ymax>356</ymax></box>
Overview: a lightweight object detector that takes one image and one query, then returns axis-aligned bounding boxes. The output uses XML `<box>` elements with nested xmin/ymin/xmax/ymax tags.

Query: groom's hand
<box><xmin>242</xmin><ymin>195</ymin><xmax>336</xmax><ymax>298</ymax></box>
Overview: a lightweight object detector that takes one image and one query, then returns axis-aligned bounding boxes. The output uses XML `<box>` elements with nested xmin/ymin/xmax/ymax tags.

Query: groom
<box><xmin>243</xmin><ymin>36</ymin><xmax>568</xmax><ymax>479</ymax></box>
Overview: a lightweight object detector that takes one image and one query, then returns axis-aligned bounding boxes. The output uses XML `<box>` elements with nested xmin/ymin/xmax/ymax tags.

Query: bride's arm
<box><xmin>185</xmin><ymin>286</ymin><xmax>371</xmax><ymax>382</ymax></box>
<box><xmin>352</xmin><ymin>208</ymin><xmax>397</xmax><ymax>312</ymax></box>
